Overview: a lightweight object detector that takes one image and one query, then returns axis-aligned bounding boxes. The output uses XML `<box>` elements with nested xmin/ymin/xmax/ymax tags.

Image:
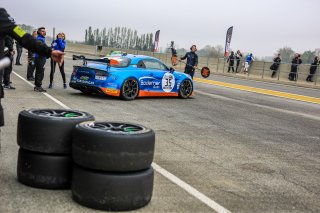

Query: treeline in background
<box><xmin>84</xmin><ymin>26</ymin><xmax>154</xmax><ymax>51</ymax></box>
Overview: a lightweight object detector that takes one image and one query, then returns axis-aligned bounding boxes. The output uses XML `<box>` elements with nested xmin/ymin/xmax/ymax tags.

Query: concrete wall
<box><xmin>65</xmin><ymin>43</ymin><xmax>320</xmax><ymax>88</ymax></box>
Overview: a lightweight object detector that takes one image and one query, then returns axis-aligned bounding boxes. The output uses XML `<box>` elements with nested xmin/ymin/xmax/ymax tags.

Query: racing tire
<box><xmin>120</xmin><ymin>78</ymin><xmax>139</xmax><ymax>100</ymax></box>
<box><xmin>178</xmin><ymin>79</ymin><xmax>193</xmax><ymax>99</ymax></box>
<box><xmin>17</xmin><ymin>109</ymin><xmax>94</xmax><ymax>154</ymax></box>
<box><xmin>72</xmin><ymin>165</ymin><xmax>154</xmax><ymax>211</ymax></box>
<box><xmin>72</xmin><ymin>121</ymin><xmax>155</xmax><ymax>172</ymax></box>
<box><xmin>17</xmin><ymin>148</ymin><xmax>72</xmax><ymax>189</ymax></box>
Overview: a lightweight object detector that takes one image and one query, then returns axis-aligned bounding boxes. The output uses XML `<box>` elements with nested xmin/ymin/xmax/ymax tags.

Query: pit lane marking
<box><xmin>194</xmin><ymin>77</ymin><xmax>320</xmax><ymax>105</ymax></box>
<box><xmin>13</xmin><ymin>70</ymin><xmax>231</xmax><ymax>213</ymax></box>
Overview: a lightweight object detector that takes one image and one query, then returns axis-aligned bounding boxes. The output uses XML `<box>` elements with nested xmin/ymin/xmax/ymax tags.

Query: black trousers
<box><xmin>3</xmin><ymin>58</ymin><xmax>13</xmax><ymax>85</ymax></box>
<box><xmin>50</xmin><ymin>59</ymin><xmax>66</xmax><ymax>84</ymax></box>
<box><xmin>236</xmin><ymin>60</ymin><xmax>241</xmax><ymax>72</ymax></box>
<box><xmin>34</xmin><ymin>57</ymin><xmax>46</xmax><ymax>87</ymax></box>
<box><xmin>0</xmin><ymin>69</ymin><xmax>4</xmax><ymax>126</ymax></box>
<box><xmin>27</xmin><ymin>60</ymin><xmax>35</xmax><ymax>79</ymax></box>
<box><xmin>288</xmin><ymin>66</ymin><xmax>298</xmax><ymax>80</ymax></box>
<box><xmin>184</xmin><ymin>66</ymin><xmax>195</xmax><ymax>79</ymax></box>
<box><xmin>228</xmin><ymin>63</ymin><xmax>235</xmax><ymax>72</ymax></box>
<box><xmin>16</xmin><ymin>47</ymin><xmax>22</xmax><ymax>64</ymax></box>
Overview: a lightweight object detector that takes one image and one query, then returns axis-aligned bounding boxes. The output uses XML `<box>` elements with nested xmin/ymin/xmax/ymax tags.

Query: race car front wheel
<box><xmin>120</xmin><ymin>78</ymin><xmax>139</xmax><ymax>100</ymax></box>
<box><xmin>179</xmin><ymin>79</ymin><xmax>193</xmax><ymax>99</ymax></box>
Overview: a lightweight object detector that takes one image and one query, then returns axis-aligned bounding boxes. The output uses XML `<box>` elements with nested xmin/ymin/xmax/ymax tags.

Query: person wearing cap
<box><xmin>180</xmin><ymin>44</ymin><xmax>198</xmax><ymax>79</ymax></box>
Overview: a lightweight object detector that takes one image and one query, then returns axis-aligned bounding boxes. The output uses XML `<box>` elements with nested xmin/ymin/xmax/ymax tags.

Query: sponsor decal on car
<box><xmin>95</xmin><ymin>76</ymin><xmax>107</xmax><ymax>80</ymax></box>
<box><xmin>80</xmin><ymin>76</ymin><xmax>89</xmax><ymax>81</ymax></box>
<box><xmin>162</xmin><ymin>73</ymin><xmax>175</xmax><ymax>92</ymax></box>
<box><xmin>139</xmin><ymin>77</ymin><xmax>161</xmax><ymax>89</ymax></box>
<box><xmin>106</xmin><ymin>88</ymin><xmax>118</xmax><ymax>94</ymax></box>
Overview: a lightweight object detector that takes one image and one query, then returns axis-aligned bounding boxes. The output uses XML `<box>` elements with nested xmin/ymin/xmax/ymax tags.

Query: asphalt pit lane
<box><xmin>238</xmin><ymin>163</ymin><xmax>275</xmax><ymax>174</ymax></box>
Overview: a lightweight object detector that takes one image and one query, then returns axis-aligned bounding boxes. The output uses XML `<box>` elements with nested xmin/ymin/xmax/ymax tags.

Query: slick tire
<box><xmin>72</xmin><ymin>121</ymin><xmax>155</xmax><ymax>172</ymax></box>
<box><xmin>17</xmin><ymin>148</ymin><xmax>72</xmax><ymax>189</ymax></box>
<box><xmin>17</xmin><ymin>109</ymin><xmax>94</xmax><ymax>154</ymax></box>
<box><xmin>72</xmin><ymin>165</ymin><xmax>154</xmax><ymax>211</ymax></box>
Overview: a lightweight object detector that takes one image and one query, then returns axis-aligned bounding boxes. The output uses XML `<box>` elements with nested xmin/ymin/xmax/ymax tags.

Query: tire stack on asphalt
<box><xmin>71</xmin><ymin>121</ymin><xmax>155</xmax><ymax>211</ymax></box>
<box><xmin>17</xmin><ymin>109</ymin><xmax>94</xmax><ymax>189</ymax></box>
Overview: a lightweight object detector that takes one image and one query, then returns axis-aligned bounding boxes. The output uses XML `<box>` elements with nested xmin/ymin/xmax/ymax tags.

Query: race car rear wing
<box><xmin>73</xmin><ymin>55</ymin><xmax>111</xmax><ymax>66</ymax></box>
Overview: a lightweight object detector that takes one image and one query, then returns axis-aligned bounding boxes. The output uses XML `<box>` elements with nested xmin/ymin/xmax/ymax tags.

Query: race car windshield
<box><xmin>108</xmin><ymin>57</ymin><xmax>131</xmax><ymax>68</ymax></box>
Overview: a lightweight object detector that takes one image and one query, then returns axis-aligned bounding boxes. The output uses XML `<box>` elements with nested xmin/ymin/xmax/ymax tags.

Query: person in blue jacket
<box><xmin>242</xmin><ymin>53</ymin><xmax>254</xmax><ymax>74</ymax></box>
<box><xmin>49</xmin><ymin>32</ymin><xmax>66</xmax><ymax>89</ymax></box>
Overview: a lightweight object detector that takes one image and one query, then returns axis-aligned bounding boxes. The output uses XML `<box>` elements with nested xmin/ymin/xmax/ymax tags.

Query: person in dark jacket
<box><xmin>235</xmin><ymin>50</ymin><xmax>242</xmax><ymax>73</ymax></box>
<box><xmin>26</xmin><ymin>30</ymin><xmax>37</xmax><ymax>81</ymax></box>
<box><xmin>3</xmin><ymin>35</ymin><xmax>15</xmax><ymax>89</ymax></box>
<box><xmin>49</xmin><ymin>32</ymin><xmax>66</xmax><ymax>89</ymax></box>
<box><xmin>34</xmin><ymin>27</ymin><xmax>49</xmax><ymax>92</ymax></box>
<box><xmin>0</xmin><ymin>8</ymin><xmax>65</xmax><ymax>127</ymax></box>
<box><xmin>15</xmin><ymin>40</ymin><xmax>22</xmax><ymax>65</ymax></box>
<box><xmin>288</xmin><ymin>53</ymin><xmax>302</xmax><ymax>81</ymax></box>
<box><xmin>306</xmin><ymin>56</ymin><xmax>319</xmax><ymax>82</ymax></box>
<box><xmin>180</xmin><ymin>45</ymin><xmax>198</xmax><ymax>79</ymax></box>
<box><xmin>270</xmin><ymin>53</ymin><xmax>282</xmax><ymax>78</ymax></box>
<box><xmin>227</xmin><ymin>51</ymin><xmax>235</xmax><ymax>72</ymax></box>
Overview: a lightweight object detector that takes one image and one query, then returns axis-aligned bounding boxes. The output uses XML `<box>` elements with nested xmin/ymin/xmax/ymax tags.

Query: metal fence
<box><xmin>67</xmin><ymin>43</ymin><xmax>319</xmax><ymax>87</ymax></box>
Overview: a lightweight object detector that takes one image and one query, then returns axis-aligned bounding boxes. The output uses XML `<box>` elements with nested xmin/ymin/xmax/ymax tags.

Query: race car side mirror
<box><xmin>169</xmin><ymin>67</ymin><xmax>175</xmax><ymax>73</ymax></box>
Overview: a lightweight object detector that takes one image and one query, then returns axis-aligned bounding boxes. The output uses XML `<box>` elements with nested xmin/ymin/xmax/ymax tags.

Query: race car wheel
<box><xmin>72</xmin><ymin>121</ymin><xmax>155</xmax><ymax>172</ymax></box>
<box><xmin>17</xmin><ymin>148</ymin><xmax>72</xmax><ymax>189</ymax></box>
<box><xmin>120</xmin><ymin>78</ymin><xmax>139</xmax><ymax>100</ymax></box>
<box><xmin>179</xmin><ymin>79</ymin><xmax>193</xmax><ymax>98</ymax></box>
<box><xmin>72</xmin><ymin>165</ymin><xmax>154</xmax><ymax>211</ymax></box>
<box><xmin>17</xmin><ymin>109</ymin><xmax>95</xmax><ymax>154</ymax></box>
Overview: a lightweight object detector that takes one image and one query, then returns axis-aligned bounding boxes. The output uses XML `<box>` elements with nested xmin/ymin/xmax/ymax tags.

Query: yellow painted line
<box><xmin>194</xmin><ymin>77</ymin><xmax>320</xmax><ymax>105</ymax></box>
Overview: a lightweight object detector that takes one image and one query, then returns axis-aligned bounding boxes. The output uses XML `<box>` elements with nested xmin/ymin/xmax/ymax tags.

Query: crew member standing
<box><xmin>0</xmin><ymin>8</ymin><xmax>65</xmax><ymax>127</ymax></box>
<box><xmin>180</xmin><ymin>45</ymin><xmax>198</xmax><ymax>79</ymax></box>
<box><xmin>49</xmin><ymin>32</ymin><xmax>66</xmax><ymax>89</ymax></box>
<box><xmin>34</xmin><ymin>27</ymin><xmax>48</xmax><ymax>92</ymax></box>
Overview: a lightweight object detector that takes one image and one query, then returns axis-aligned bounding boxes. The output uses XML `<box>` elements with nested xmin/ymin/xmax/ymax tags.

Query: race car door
<box><xmin>142</xmin><ymin>59</ymin><xmax>176</xmax><ymax>93</ymax></box>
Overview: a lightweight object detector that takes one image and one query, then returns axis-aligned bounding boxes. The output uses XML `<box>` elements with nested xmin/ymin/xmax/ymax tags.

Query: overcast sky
<box><xmin>2</xmin><ymin>0</ymin><xmax>319</xmax><ymax>57</ymax></box>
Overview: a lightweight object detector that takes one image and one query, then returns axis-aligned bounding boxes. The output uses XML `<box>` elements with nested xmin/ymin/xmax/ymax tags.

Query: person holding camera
<box><xmin>180</xmin><ymin>45</ymin><xmax>198</xmax><ymax>79</ymax></box>
<box><xmin>270</xmin><ymin>53</ymin><xmax>282</xmax><ymax>78</ymax></box>
<box><xmin>49</xmin><ymin>32</ymin><xmax>66</xmax><ymax>89</ymax></box>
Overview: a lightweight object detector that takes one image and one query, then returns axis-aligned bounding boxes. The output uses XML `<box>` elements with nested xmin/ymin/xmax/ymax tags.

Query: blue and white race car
<box><xmin>69</xmin><ymin>54</ymin><xmax>193</xmax><ymax>100</ymax></box>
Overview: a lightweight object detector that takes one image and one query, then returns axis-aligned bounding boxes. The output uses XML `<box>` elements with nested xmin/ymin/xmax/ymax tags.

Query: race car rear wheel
<box><xmin>179</xmin><ymin>79</ymin><xmax>193</xmax><ymax>99</ymax></box>
<box><xmin>120</xmin><ymin>78</ymin><xmax>139</xmax><ymax>101</ymax></box>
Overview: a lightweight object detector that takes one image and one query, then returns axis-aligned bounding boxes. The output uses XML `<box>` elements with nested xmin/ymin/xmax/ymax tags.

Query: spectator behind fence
<box><xmin>270</xmin><ymin>53</ymin><xmax>282</xmax><ymax>78</ymax></box>
<box><xmin>242</xmin><ymin>53</ymin><xmax>254</xmax><ymax>74</ymax></box>
<box><xmin>227</xmin><ymin>51</ymin><xmax>235</xmax><ymax>73</ymax></box>
<box><xmin>26</xmin><ymin>30</ymin><xmax>37</xmax><ymax>81</ymax></box>
<box><xmin>235</xmin><ymin>50</ymin><xmax>242</xmax><ymax>73</ymax></box>
<box><xmin>49</xmin><ymin>32</ymin><xmax>66</xmax><ymax>89</ymax></box>
<box><xmin>15</xmin><ymin>40</ymin><xmax>22</xmax><ymax>65</ymax></box>
<box><xmin>288</xmin><ymin>53</ymin><xmax>302</xmax><ymax>81</ymax></box>
<box><xmin>306</xmin><ymin>56</ymin><xmax>319</xmax><ymax>82</ymax></box>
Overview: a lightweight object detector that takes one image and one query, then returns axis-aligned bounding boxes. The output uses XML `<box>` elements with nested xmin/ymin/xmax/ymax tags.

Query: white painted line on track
<box><xmin>12</xmin><ymin>70</ymin><xmax>231</xmax><ymax>213</ymax></box>
<box><xmin>152</xmin><ymin>163</ymin><xmax>231</xmax><ymax>213</ymax></box>
<box><xmin>196</xmin><ymin>90</ymin><xmax>320</xmax><ymax>121</ymax></box>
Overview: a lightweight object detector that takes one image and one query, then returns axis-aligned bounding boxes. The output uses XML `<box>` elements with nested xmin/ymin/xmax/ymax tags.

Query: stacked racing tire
<box><xmin>17</xmin><ymin>109</ymin><xmax>94</xmax><ymax>189</ymax></box>
<box><xmin>71</xmin><ymin>121</ymin><xmax>155</xmax><ymax>211</ymax></box>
